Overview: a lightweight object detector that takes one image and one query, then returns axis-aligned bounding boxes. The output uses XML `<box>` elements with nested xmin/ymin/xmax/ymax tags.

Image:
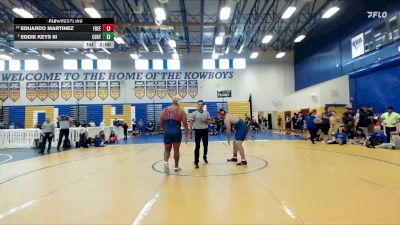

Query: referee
<box><xmin>189</xmin><ymin>100</ymin><xmax>212</xmax><ymax>168</ymax></box>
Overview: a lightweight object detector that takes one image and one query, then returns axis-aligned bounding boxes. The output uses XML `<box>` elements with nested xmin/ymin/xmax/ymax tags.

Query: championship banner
<box><xmin>9</xmin><ymin>82</ymin><xmax>20</xmax><ymax>102</ymax></box>
<box><xmin>98</xmin><ymin>81</ymin><xmax>108</xmax><ymax>100</ymax></box>
<box><xmin>61</xmin><ymin>81</ymin><xmax>72</xmax><ymax>100</ymax></box>
<box><xmin>85</xmin><ymin>81</ymin><xmax>96</xmax><ymax>100</ymax></box>
<box><xmin>0</xmin><ymin>83</ymin><xmax>8</xmax><ymax>101</ymax></box>
<box><xmin>37</xmin><ymin>82</ymin><xmax>48</xmax><ymax>101</ymax></box>
<box><xmin>48</xmin><ymin>82</ymin><xmax>59</xmax><ymax>101</ymax></box>
<box><xmin>178</xmin><ymin>80</ymin><xmax>188</xmax><ymax>98</ymax></box>
<box><xmin>26</xmin><ymin>82</ymin><xmax>37</xmax><ymax>101</ymax></box>
<box><xmin>146</xmin><ymin>81</ymin><xmax>156</xmax><ymax>99</ymax></box>
<box><xmin>110</xmin><ymin>81</ymin><xmax>120</xmax><ymax>100</ymax></box>
<box><xmin>134</xmin><ymin>81</ymin><xmax>145</xmax><ymax>99</ymax></box>
<box><xmin>167</xmin><ymin>80</ymin><xmax>177</xmax><ymax>98</ymax></box>
<box><xmin>73</xmin><ymin>81</ymin><xmax>84</xmax><ymax>101</ymax></box>
<box><xmin>188</xmin><ymin>80</ymin><xmax>198</xmax><ymax>98</ymax></box>
<box><xmin>156</xmin><ymin>81</ymin><xmax>167</xmax><ymax>99</ymax></box>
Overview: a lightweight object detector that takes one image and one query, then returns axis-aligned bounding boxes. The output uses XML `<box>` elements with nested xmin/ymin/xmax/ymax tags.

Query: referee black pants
<box><xmin>385</xmin><ymin>126</ymin><xmax>397</xmax><ymax>143</ymax></box>
<box><xmin>194</xmin><ymin>129</ymin><xmax>208</xmax><ymax>164</ymax></box>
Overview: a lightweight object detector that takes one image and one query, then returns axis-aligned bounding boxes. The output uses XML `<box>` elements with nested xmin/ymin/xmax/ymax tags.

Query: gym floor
<box><xmin>1</xmin><ymin>139</ymin><xmax>399</xmax><ymax>224</ymax></box>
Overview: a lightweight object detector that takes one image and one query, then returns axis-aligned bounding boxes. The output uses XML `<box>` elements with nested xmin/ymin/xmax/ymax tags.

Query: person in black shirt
<box><xmin>357</xmin><ymin>108</ymin><xmax>369</xmax><ymax>134</ymax></box>
<box><xmin>350</xmin><ymin>128</ymin><xmax>366</xmax><ymax>145</ymax></box>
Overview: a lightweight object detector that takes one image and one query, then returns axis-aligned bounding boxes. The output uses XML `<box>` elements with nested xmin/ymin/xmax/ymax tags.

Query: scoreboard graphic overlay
<box><xmin>14</xmin><ymin>18</ymin><xmax>114</xmax><ymax>49</ymax></box>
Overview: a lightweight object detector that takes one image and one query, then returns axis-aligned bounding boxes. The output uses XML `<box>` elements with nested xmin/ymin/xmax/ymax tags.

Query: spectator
<box><xmin>292</xmin><ymin>113</ymin><xmax>298</xmax><ymax>134</ymax></box>
<box><xmin>366</xmin><ymin>126</ymin><xmax>387</xmax><ymax>148</ymax></box>
<box><xmin>40</xmin><ymin>117</ymin><xmax>55</xmax><ymax>155</ymax></box>
<box><xmin>380</xmin><ymin>106</ymin><xmax>400</xmax><ymax>143</ymax></box>
<box><xmin>57</xmin><ymin>116</ymin><xmax>71</xmax><ymax>152</ymax></box>
<box><xmin>285</xmin><ymin>113</ymin><xmax>291</xmax><ymax>134</ymax></box>
<box><xmin>277</xmin><ymin>115</ymin><xmax>283</xmax><ymax>131</ymax></box>
<box><xmin>307</xmin><ymin>110</ymin><xmax>318</xmax><ymax>144</ymax></box>
<box><xmin>132</xmin><ymin>118</ymin><xmax>137</xmax><ymax>132</ymax></box>
<box><xmin>328</xmin><ymin>126</ymin><xmax>347</xmax><ymax>145</ymax></box>
<box><xmin>357</xmin><ymin>107</ymin><xmax>369</xmax><ymax>134</ymax></box>
<box><xmin>99</xmin><ymin>130</ymin><xmax>106</xmax><ymax>141</ymax></box>
<box><xmin>367</xmin><ymin>107</ymin><xmax>375</xmax><ymax>132</ymax></box>
<box><xmin>94</xmin><ymin>134</ymin><xmax>105</xmax><ymax>147</ymax></box>
<box><xmin>260</xmin><ymin>116</ymin><xmax>266</xmax><ymax>131</ymax></box>
<box><xmin>342</xmin><ymin>109</ymin><xmax>354</xmax><ymax>134</ymax></box>
<box><xmin>100</xmin><ymin>120</ymin><xmax>105</xmax><ymax>131</ymax></box>
<box><xmin>350</xmin><ymin>128</ymin><xmax>366</xmax><ymax>145</ymax></box>
<box><xmin>108</xmin><ymin>131</ymin><xmax>119</xmax><ymax>144</ymax></box>
<box><xmin>123</xmin><ymin>121</ymin><xmax>128</xmax><ymax>139</ymax></box>
<box><xmin>138</xmin><ymin>119</ymin><xmax>144</xmax><ymax>134</ymax></box>
<box><xmin>328</xmin><ymin>111</ymin><xmax>340</xmax><ymax>140</ymax></box>
<box><xmin>354</xmin><ymin>109</ymin><xmax>360</xmax><ymax>127</ymax></box>
<box><xmin>321</xmin><ymin>107</ymin><xmax>332</xmax><ymax>143</ymax></box>
<box><xmin>295</xmin><ymin>112</ymin><xmax>304</xmax><ymax>137</ymax></box>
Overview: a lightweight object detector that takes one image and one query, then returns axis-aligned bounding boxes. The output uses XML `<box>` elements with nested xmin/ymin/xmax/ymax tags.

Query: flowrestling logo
<box><xmin>367</xmin><ymin>11</ymin><xmax>387</xmax><ymax>19</ymax></box>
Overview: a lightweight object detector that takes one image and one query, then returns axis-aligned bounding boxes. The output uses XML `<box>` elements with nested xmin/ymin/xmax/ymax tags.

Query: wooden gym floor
<box><xmin>0</xmin><ymin>140</ymin><xmax>399</xmax><ymax>224</ymax></box>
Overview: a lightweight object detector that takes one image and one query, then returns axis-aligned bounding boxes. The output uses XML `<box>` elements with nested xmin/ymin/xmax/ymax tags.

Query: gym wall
<box><xmin>0</xmin><ymin>51</ymin><xmax>294</xmax><ymax>128</ymax></box>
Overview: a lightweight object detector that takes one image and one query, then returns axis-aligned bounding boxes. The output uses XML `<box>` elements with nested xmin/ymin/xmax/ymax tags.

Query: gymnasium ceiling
<box><xmin>0</xmin><ymin>0</ymin><xmax>378</xmax><ymax>56</ymax></box>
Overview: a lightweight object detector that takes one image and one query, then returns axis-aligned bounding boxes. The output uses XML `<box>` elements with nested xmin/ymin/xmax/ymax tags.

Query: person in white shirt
<box><xmin>100</xmin><ymin>120</ymin><xmax>105</xmax><ymax>131</ymax></box>
<box><xmin>188</xmin><ymin>100</ymin><xmax>212</xmax><ymax>168</ymax></box>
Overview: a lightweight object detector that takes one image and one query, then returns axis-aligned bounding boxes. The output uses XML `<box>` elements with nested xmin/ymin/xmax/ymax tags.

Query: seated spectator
<box><xmin>107</xmin><ymin>131</ymin><xmax>119</xmax><ymax>144</ymax></box>
<box><xmin>94</xmin><ymin>134</ymin><xmax>105</xmax><ymax>147</ymax></box>
<box><xmin>366</xmin><ymin>126</ymin><xmax>386</xmax><ymax>148</ymax></box>
<box><xmin>350</xmin><ymin>128</ymin><xmax>366</xmax><ymax>145</ymax></box>
<box><xmin>316</xmin><ymin>128</ymin><xmax>324</xmax><ymax>142</ymax></box>
<box><xmin>146</xmin><ymin>121</ymin><xmax>155</xmax><ymax>134</ymax></box>
<box><xmin>375</xmin><ymin>130</ymin><xmax>400</xmax><ymax>150</ymax></box>
<box><xmin>328</xmin><ymin>126</ymin><xmax>347</xmax><ymax>145</ymax></box>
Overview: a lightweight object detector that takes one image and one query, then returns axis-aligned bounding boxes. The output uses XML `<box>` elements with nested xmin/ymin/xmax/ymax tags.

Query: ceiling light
<box><xmin>262</xmin><ymin>35</ymin><xmax>273</xmax><ymax>44</ymax></box>
<box><xmin>114</xmin><ymin>37</ymin><xmax>126</xmax><ymax>44</ymax></box>
<box><xmin>0</xmin><ymin>54</ymin><xmax>12</xmax><ymax>61</ymax></box>
<box><xmin>250</xmin><ymin>52</ymin><xmax>259</xmax><ymax>59</ymax></box>
<box><xmin>220</xmin><ymin>7</ymin><xmax>231</xmax><ymax>20</ymax></box>
<box><xmin>130</xmin><ymin>53</ymin><xmax>139</xmax><ymax>60</ymax></box>
<box><xmin>281</xmin><ymin>6</ymin><xmax>296</xmax><ymax>19</ymax></box>
<box><xmin>85</xmin><ymin>53</ymin><xmax>97</xmax><ymax>59</ymax></box>
<box><xmin>215</xmin><ymin>36</ymin><xmax>224</xmax><ymax>45</ymax></box>
<box><xmin>276</xmin><ymin>52</ymin><xmax>286</xmax><ymax>59</ymax></box>
<box><xmin>42</xmin><ymin>54</ymin><xmax>55</xmax><ymax>60</ymax></box>
<box><xmin>294</xmin><ymin>35</ymin><xmax>306</xmax><ymax>43</ymax></box>
<box><xmin>155</xmin><ymin>8</ymin><xmax>166</xmax><ymax>21</ymax></box>
<box><xmin>102</xmin><ymin>48</ymin><xmax>110</xmax><ymax>54</ymax></box>
<box><xmin>172</xmin><ymin>53</ymin><xmax>179</xmax><ymax>59</ymax></box>
<box><xmin>167</xmin><ymin>39</ymin><xmax>176</xmax><ymax>48</ymax></box>
<box><xmin>322</xmin><ymin>7</ymin><xmax>340</xmax><ymax>19</ymax></box>
<box><xmin>238</xmin><ymin>44</ymin><xmax>244</xmax><ymax>54</ymax></box>
<box><xmin>212</xmin><ymin>52</ymin><xmax>219</xmax><ymax>59</ymax></box>
<box><xmin>84</xmin><ymin>7</ymin><xmax>101</xmax><ymax>18</ymax></box>
<box><xmin>12</xmin><ymin>8</ymin><xmax>33</xmax><ymax>18</ymax></box>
